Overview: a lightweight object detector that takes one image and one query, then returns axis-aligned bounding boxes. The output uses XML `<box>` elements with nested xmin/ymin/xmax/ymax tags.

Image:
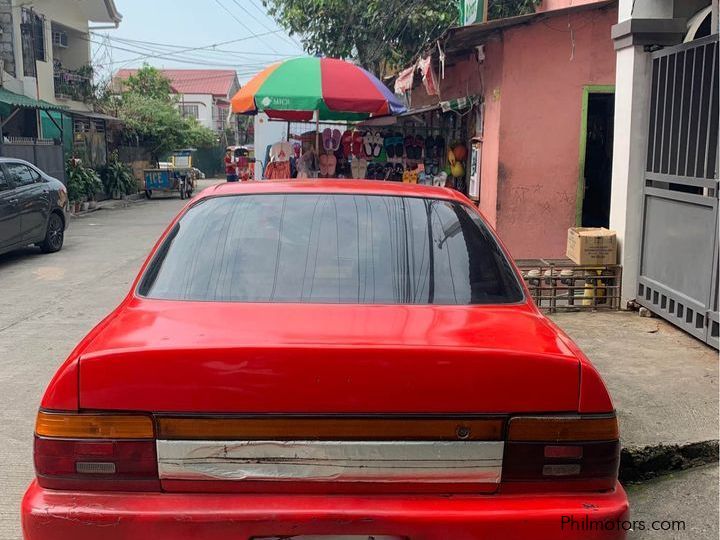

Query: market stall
<box><xmin>230</xmin><ymin>56</ymin><xmax>406</xmax><ymax>180</ymax></box>
<box><xmin>354</xmin><ymin>96</ymin><xmax>480</xmax><ymax>196</ymax></box>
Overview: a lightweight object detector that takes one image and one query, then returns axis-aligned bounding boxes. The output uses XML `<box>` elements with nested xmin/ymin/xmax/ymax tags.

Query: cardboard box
<box><xmin>566</xmin><ymin>227</ymin><xmax>617</xmax><ymax>265</ymax></box>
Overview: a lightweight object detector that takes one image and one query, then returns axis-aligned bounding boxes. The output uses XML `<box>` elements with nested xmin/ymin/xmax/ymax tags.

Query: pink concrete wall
<box><xmin>478</xmin><ymin>39</ymin><xmax>504</xmax><ymax>228</ymax></box>
<box><xmin>405</xmin><ymin>5</ymin><xmax>617</xmax><ymax>258</ymax></box>
<box><xmin>536</xmin><ymin>0</ymin><xmax>606</xmax><ymax>13</ymax></box>
<box><xmin>494</xmin><ymin>6</ymin><xmax>617</xmax><ymax>258</ymax></box>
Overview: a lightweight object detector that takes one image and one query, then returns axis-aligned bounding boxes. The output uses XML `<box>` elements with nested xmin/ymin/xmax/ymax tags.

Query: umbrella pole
<box><xmin>315</xmin><ymin>109</ymin><xmax>320</xmax><ymax>156</ymax></box>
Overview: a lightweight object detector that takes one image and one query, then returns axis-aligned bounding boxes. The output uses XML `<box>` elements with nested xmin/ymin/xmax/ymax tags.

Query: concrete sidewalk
<box><xmin>551</xmin><ymin>310</ymin><xmax>719</xmax><ymax>479</ymax></box>
<box><xmin>626</xmin><ymin>463</ymin><xmax>719</xmax><ymax>539</ymax></box>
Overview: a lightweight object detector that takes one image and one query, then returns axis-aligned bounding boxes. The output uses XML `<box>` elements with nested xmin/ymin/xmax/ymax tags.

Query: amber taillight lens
<box><xmin>501</xmin><ymin>415</ymin><xmax>620</xmax><ymax>492</ymax></box>
<box><xmin>33</xmin><ymin>411</ymin><xmax>160</xmax><ymax>491</ymax></box>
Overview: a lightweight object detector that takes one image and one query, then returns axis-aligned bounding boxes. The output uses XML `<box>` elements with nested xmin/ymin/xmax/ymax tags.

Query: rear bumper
<box><xmin>23</xmin><ymin>480</ymin><xmax>629</xmax><ymax>540</ymax></box>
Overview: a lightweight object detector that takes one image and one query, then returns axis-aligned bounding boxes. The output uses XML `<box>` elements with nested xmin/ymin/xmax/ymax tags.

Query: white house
<box><xmin>113</xmin><ymin>68</ymin><xmax>241</xmax><ymax>136</ymax></box>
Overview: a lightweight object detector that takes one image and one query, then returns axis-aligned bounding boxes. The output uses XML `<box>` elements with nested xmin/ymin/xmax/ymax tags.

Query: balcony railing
<box><xmin>54</xmin><ymin>66</ymin><xmax>94</xmax><ymax>103</ymax></box>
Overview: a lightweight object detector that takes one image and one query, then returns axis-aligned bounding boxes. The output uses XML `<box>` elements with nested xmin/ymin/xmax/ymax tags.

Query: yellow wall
<box><xmin>8</xmin><ymin>0</ymin><xmax>93</xmax><ymax>108</ymax></box>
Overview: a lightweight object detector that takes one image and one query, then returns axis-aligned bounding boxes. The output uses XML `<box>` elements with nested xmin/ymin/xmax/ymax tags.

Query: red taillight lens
<box><xmin>501</xmin><ymin>415</ymin><xmax>620</xmax><ymax>492</ymax></box>
<box><xmin>33</xmin><ymin>411</ymin><xmax>160</xmax><ymax>491</ymax></box>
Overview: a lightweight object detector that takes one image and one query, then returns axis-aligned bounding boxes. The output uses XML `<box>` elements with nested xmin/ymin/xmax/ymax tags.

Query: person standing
<box><xmin>224</xmin><ymin>149</ymin><xmax>238</xmax><ymax>182</ymax></box>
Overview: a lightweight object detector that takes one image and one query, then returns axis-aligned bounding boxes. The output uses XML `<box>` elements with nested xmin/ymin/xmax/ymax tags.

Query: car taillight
<box><xmin>34</xmin><ymin>411</ymin><xmax>160</xmax><ymax>491</ymax></box>
<box><xmin>501</xmin><ymin>415</ymin><xmax>620</xmax><ymax>492</ymax></box>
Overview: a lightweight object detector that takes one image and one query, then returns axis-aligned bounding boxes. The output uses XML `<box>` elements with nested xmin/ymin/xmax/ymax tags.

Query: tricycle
<box><xmin>143</xmin><ymin>149</ymin><xmax>197</xmax><ymax>199</ymax></box>
<box><xmin>143</xmin><ymin>168</ymin><xmax>194</xmax><ymax>199</ymax></box>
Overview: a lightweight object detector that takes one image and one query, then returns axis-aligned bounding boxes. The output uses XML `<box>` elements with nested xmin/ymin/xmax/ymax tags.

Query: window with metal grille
<box><xmin>20</xmin><ymin>9</ymin><xmax>45</xmax><ymax>76</ymax></box>
<box><xmin>178</xmin><ymin>104</ymin><xmax>199</xmax><ymax>119</ymax></box>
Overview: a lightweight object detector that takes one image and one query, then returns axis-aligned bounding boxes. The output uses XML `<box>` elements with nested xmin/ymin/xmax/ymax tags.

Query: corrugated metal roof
<box><xmin>0</xmin><ymin>88</ymin><xmax>66</xmax><ymax>111</ymax></box>
<box><xmin>70</xmin><ymin>109</ymin><xmax>121</xmax><ymax>122</ymax></box>
<box><xmin>114</xmin><ymin>69</ymin><xmax>239</xmax><ymax>98</ymax></box>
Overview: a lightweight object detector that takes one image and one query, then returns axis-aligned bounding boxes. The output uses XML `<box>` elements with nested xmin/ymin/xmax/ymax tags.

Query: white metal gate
<box><xmin>637</xmin><ymin>34</ymin><xmax>719</xmax><ymax>348</ymax></box>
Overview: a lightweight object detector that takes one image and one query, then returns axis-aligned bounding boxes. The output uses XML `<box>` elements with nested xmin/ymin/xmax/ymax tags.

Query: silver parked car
<box><xmin>0</xmin><ymin>158</ymin><xmax>68</xmax><ymax>256</ymax></box>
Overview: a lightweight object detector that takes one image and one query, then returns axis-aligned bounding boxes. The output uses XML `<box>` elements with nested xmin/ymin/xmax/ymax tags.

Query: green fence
<box><xmin>40</xmin><ymin>111</ymin><xmax>73</xmax><ymax>159</ymax></box>
<box><xmin>193</xmin><ymin>146</ymin><xmax>225</xmax><ymax>178</ymax></box>
<box><xmin>161</xmin><ymin>146</ymin><xmax>225</xmax><ymax>178</ymax></box>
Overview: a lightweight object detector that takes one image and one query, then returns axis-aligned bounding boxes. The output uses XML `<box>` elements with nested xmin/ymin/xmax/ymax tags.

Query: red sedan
<box><xmin>23</xmin><ymin>181</ymin><xmax>629</xmax><ymax>540</ymax></box>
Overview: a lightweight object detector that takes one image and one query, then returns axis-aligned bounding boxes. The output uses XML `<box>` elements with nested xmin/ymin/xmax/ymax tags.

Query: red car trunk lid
<box><xmin>78</xmin><ymin>300</ymin><xmax>579</xmax><ymax>413</ymax></box>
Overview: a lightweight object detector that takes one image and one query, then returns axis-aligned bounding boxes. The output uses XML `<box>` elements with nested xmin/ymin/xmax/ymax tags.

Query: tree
<box><xmin>109</xmin><ymin>65</ymin><xmax>218</xmax><ymax>161</ymax></box>
<box><xmin>264</xmin><ymin>0</ymin><xmax>540</xmax><ymax>76</ymax></box>
<box><xmin>489</xmin><ymin>0</ymin><xmax>542</xmax><ymax>19</ymax></box>
<box><xmin>264</xmin><ymin>0</ymin><xmax>455</xmax><ymax>76</ymax></box>
<box><xmin>124</xmin><ymin>65</ymin><xmax>174</xmax><ymax>102</ymax></box>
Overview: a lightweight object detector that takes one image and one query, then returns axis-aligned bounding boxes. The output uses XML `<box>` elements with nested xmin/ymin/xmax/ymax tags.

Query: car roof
<box><xmin>197</xmin><ymin>179</ymin><xmax>470</xmax><ymax>203</ymax></box>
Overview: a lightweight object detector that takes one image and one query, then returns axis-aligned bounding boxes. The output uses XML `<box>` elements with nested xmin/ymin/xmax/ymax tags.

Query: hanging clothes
<box><xmin>264</xmin><ymin>160</ymin><xmax>291</xmax><ymax>179</ymax></box>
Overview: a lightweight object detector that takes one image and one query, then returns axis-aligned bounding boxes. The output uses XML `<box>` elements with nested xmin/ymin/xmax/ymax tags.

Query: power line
<box><xmin>243</xmin><ymin>0</ymin><xmax>303</xmax><ymax>48</ymax></box>
<box><xmin>81</xmin><ymin>31</ymin><xmax>289</xmax><ymax>67</ymax></box>
<box><xmin>213</xmin><ymin>0</ymin><xmax>280</xmax><ymax>54</ymax></box>
<box><xmin>93</xmin><ymin>33</ymin><xmax>296</xmax><ymax>58</ymax></box>
<box><xmin>111</xmin><ymin>68</ymin><xmax>271</xmax><ymax>86</ymax></box>
<box><xmin>227</xmin><ymin>0</ymin><xmax>300</xmax><ymax>51</ymax></box>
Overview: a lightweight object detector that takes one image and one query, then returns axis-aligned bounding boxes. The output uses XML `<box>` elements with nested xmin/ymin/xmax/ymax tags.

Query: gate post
<box><xmin>608</xmin><ymin>43</ymin><xmax>652</xmax><ymax>306</ymax></box>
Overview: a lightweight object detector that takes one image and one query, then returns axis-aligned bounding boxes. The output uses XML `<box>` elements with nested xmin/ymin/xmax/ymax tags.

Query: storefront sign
<box><xmin>459</xmin><ymin>0</ymin><xmax>488</xmax><ymax>26</ymax></box>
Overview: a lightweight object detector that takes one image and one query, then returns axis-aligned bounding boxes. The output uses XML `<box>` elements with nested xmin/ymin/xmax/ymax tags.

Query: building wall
<box><xmin>537</xmin><ymin>0</ymin><xmax>605</xmax><ymax>12</ymax></box>
<box><xmin>0</xmin><ymin>0</ymin><xmax>15</xmax><ymax>77</ymax></box>
<box><xmin>2</xmin><ymin>0</ymin><xmax>93</xmax><ymax>110</ymax></box>
<box><xmin>52</xmin><ymin>26</ymin><xmax>92</xmax><ymax>71</ymax></box>
<box><xmin>494</xmin><ymin>6</ymin><xmax>617</xmax><ymax>259</ymax></box>
<box><xmin>478</xmin><ymin>39</ymin><xmax>504</xmax><ymax>228</ymax></box>
<box><xmin>408</xmin><ymin>6</ymin><xmax>617</xmax><ymax>258</ymax></box>
<box><xmin>177</xmin><ymin>93</ymin><xmax>214</xmax><ymax>130</ymax></box>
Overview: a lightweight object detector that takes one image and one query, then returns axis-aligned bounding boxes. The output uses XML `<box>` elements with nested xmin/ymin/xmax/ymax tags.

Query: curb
<box><xmin>620</xmin><ymin>440</ymin><xmax>719</xmax><ymax>483</ymax></box>
<box><xmin>70</xmin><ymin>193</ymin><xmax>145</xmax><ymax>218</ymax></box>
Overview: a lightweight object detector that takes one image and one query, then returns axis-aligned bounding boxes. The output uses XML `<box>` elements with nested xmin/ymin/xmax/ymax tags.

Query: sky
<box><xmin>91</xmin><ymin>0</ymin><xmax>305</xmax><ymax>84</ymax></box>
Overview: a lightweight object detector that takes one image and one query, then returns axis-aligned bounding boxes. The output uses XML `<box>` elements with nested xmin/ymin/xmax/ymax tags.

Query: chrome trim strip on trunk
<box><xmin>157</xmin><ymin>440</ymin><xmax>504</xmax><ymax>483</ymax></box>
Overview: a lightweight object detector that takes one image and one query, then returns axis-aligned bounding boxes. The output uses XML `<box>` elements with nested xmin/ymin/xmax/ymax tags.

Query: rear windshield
<box><xmin>139</xmin><ymin>193</ymin><xmax>524</xmax><ymax>305</ymax></box>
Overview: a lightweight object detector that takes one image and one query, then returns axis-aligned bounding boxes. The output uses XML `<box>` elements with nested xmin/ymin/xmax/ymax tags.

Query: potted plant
<box><xmin>100</xmin><ymin>151</ymin><xmax>136</xmax><ymax>200</ymax></box>
<box><xmin>84</xmin><ymin>169</ymin><xmax>102</xmax><ymax>209</ymax></box>
<box><xmin>65</xmin><ymin>159</ymin><xmax>85</xmax><ymax>214</ymax></box>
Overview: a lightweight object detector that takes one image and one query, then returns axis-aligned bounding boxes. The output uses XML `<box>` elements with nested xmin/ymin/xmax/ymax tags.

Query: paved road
<box><xmin>0</xmin><ymin>185</ymin><xmax>208</xmax><ymax>539</ymax></box>
<box><xmin>0</xmin><ymin>181</ymin><xmax>716</xmax><ymax>539</ymax></box>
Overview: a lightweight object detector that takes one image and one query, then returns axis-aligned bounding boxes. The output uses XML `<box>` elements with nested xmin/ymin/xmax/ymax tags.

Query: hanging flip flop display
<box><xmin>257</xmin><ymin>90</ymin><xmax>474</xmax><ymax>190</ymax></box>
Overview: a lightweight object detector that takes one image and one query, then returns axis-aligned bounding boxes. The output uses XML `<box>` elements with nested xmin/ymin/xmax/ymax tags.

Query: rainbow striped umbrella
<box><xmin>231</xmin><ymin>57</ymin><xmax>406</xmax><ymax>121</ymax></box>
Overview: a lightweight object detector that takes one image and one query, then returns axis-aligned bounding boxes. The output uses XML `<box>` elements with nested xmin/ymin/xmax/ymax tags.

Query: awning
<box><xmin>0</xmin><ymin>88</ymin><xmax>66</xmax><ymax>111</ymax></box>
<box><xmin>361</xmin><ymin>99</ymin><xmax>477</xmax><ymax>127</ymax></box>
<box><xmin>359</xmin><ymin>102</ymin><xmax>443</xmax><ymax>127</ymax></box>
<box><xmin>70</xmin><ymin>109</ymin><xmax>121</xmax><ymax>123</ymax></box>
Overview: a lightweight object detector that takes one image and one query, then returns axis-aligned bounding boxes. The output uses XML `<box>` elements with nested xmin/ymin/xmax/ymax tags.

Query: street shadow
<box><xmin>0</xmin><ymin>246</ymin><xmax>51</xmax><ymax>270</ymax></box>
